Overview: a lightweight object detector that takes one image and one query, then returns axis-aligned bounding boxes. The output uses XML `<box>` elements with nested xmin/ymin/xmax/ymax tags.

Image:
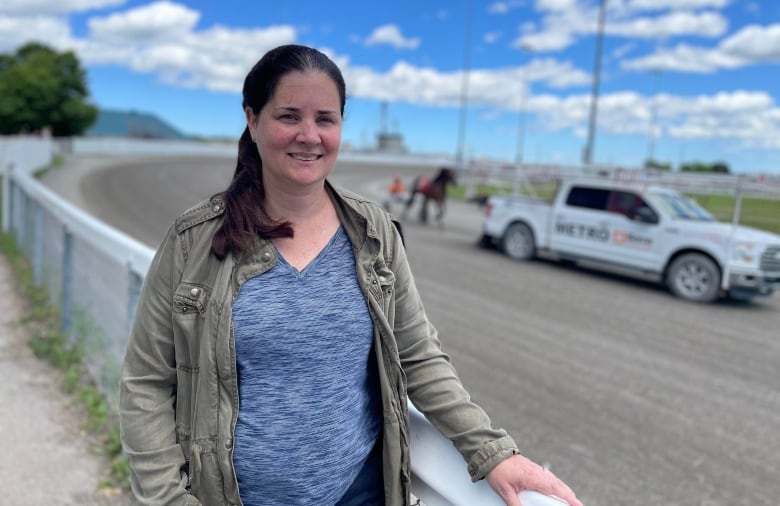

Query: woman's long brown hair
<box><xmin>210</xmin><ymin>44</ymin><xmax>346</xmax><ymax>260</ymax></box>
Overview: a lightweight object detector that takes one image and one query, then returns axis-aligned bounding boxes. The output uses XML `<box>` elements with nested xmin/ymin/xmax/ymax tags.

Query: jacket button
<box><xmin>213</xmin><ymin>203</ymin><xmax>222</xmax><ymax>212</ymax></box>
<box><xmin>224</xmin><ymin>438</ymin><xmax>233</xmax><ymax>449</ymax></box>
<box><xmin>261</xmin><ymin>251</ymin><xmax>272</xmax><ymax>262</ymax></box>
<box><xmin>190</xmin><ymin>287</ymin><xmax>201</xmax><ymax>297</ymax></box>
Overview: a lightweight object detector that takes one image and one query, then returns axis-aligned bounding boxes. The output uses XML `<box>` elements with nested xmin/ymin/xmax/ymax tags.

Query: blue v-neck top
<box><xmin>231</xmin><ymin>226</ymin><xmax>382</xmax><ymax>505</ymax></box>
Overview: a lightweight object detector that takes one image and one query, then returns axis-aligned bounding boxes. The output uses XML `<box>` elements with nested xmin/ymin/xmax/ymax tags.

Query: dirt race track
<box><xmin>44</xmin><ymin>154</ymin><xmax>780</xmax><ymax>506</ymax></box>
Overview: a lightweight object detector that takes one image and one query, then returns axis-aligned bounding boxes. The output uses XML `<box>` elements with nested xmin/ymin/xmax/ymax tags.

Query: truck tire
<box><xmin>666</xmin><ymin>253</ymin><xmax>721</xmax><ymax>303</ymax></box>
<box><xmin>501</xmin><ymin>222</ymin><xmax>535</xmax><ymax>260</ymax></box>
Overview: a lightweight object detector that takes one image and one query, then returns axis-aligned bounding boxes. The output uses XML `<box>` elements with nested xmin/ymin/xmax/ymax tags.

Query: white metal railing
<box><xmin>1</xmin><ymin>135</ymin><xmax>565</xmax><ymax>506</ymax></box>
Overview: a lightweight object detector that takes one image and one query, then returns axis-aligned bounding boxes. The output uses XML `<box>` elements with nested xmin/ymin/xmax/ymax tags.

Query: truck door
<box><xmin>604</xmin><ymin>190</ymin><xmax>661</xmax><ymax>271</ymax></box>
<box><xmin>550</xmin><ymin>186</ymin><xmax>661</xmax><ymax>270</ymax></box>
<box><xmin>550</xmin><ymin>185</ymin><xmax>613</xmax><ymax>260</ymax></box>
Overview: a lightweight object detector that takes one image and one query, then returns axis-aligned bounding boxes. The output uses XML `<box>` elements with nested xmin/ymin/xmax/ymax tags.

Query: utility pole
<box><xmin>583</xmin><ymin>0</ymin><xmax>607</xmax><ymax>167</ymax></box>
<box><xmin>645</xmin><ymin>70</ymin><xmax>662</xmax><ymax>167</ymax></box>
<box><xmin>456</xmin><ymin>0</ymin><xmax>474</xmax><ymax>198</ymax></box>
<box><xmin>513</xmin><ymin>45</ymin><xmax>534</xmax><ymax>196</ymax></box>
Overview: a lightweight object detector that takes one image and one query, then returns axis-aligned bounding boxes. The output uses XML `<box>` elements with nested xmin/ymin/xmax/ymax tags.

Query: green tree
<box><xmin>644</xmin><ymin>158</ymin><xmax>672</xmax><ymax>171</ymax></box>
<box><xmin>679</xmin><ymin>161</ymin><xmax>731</xmax><ymax>174</ymax></box>
<box><xmin>0</xmin><ymin>42</ymin><xmax>97</xmax><ymax>136</ymax></box>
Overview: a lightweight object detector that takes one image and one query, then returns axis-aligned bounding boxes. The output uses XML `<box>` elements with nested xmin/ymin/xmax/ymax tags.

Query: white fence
<box><xmin>0</xmin><ymin>135</ymin><xmax>566</xmax><ymax>506</ymax></box>
<box><xmin>462</xmin><ymin>159</ymin><xmax>780</xmax><ymax>201</ymax></box>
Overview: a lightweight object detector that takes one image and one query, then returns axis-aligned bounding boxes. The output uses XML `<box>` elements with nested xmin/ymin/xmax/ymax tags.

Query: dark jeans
<box><xmin>335</xmin><ymin>440</ymin><xmax>384</xmax><ymax>506</ymax></box>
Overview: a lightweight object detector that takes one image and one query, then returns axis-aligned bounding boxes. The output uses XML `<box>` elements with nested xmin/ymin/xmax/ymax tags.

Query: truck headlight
<box><xmin>732</xmin><ymin>242</ymin><xmax>756</xmax><ymax>263</ymax></box>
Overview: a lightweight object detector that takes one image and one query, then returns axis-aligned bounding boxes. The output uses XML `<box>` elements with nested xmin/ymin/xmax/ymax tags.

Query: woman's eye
<box><xmin>318</xmin><ymin>116</ymin><xmax>338</xmax><ymax>125</ymax></box>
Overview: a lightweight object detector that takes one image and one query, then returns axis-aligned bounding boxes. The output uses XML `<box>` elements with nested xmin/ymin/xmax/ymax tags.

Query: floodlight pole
<box><xmin>457</xmin><ymin>0</ymin><xmax>474</xmax><ymax>198</ymax></box>
<box><xmin>583</xmin><ymin>0</ymin><xmax>607</xmax><ymax>167</ymax></box>
<box><xmin>645</xmin><ymin>70</ymin><xmax>662</xmax><ymax>166</ymax></box>
<box><xmin>513</xmin><ymin>46</ymin><xmax>533</xmax><ymax>196</ymax></box>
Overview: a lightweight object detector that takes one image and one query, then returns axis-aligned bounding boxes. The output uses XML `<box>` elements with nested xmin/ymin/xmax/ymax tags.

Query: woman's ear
<box><xmin>245</xmin><ymin>107</ymin><xmax>257</xmax><ymax>141</ymax></box>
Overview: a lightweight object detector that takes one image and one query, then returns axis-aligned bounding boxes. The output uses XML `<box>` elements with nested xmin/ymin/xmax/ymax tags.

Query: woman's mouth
<box><xmin>290</xmin><ymin>153</ymin><xmax>321</xmax><ymax>161</ymax></box>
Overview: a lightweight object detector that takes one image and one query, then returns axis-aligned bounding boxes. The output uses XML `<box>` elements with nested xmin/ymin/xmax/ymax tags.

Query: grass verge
<box><xmin>0</xmin><ymin>229</ymin><xmax>131</xmax><ymax>492</ymax></box>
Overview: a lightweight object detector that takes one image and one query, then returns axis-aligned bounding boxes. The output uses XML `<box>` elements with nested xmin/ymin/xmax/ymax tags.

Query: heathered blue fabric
<box><xmin>231</xmin><ymin>226</ymin><xmax>382</xmax><ymax>506</ymax></box>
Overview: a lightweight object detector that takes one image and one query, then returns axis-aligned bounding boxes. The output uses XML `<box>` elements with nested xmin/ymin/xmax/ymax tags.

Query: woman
<box><xmin>119</xmin><ymin>44</ymin><xmax>582</xmax><ymax>506</ymax></box>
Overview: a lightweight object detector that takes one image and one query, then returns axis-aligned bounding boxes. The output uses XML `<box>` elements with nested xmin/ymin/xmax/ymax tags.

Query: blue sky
<box><xmin>2</xmin><ymin>0</ymin><xmax>780</xmax><ymax>173</ymax></box>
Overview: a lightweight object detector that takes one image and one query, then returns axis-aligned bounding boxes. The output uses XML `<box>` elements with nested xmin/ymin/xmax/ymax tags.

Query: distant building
<box><xmin>374</xmin><ymin>101</ymin><xmax>407</xmax><ymax>154</ymax></box>
<box><xmin>376</xmin><ymin>132</ymin><xmax>406</xmax><ymax>153</ymax></box>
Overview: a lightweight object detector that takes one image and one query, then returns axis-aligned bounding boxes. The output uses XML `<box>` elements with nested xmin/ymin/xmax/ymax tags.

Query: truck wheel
<box><xmin>501</xmin><ymin>222</ymin><xmax>535</xmax><ymax>260</ymax></box>
<box><xmin>666</xmin><ymin>253</ymin><xmax>721</xmax><ymax>303</ymax></box>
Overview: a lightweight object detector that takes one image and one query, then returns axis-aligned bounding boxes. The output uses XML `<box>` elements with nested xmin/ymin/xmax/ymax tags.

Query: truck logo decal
<box><xmin>612</xmin><ymin>229</ymin><xmax>653</xmax><ymax>249</ymax></box>
<box><xmin>555</xmin><ymin>222</ymin><xmax>610</xmax><ymax>242</ymax></box>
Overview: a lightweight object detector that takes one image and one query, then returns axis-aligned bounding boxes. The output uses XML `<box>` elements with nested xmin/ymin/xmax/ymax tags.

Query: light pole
<box><xmin>583</xmin><ymin>0</ymin><xmax>606</xmax><ymax>167</ymax></box>
<box><xmin>513</xmin><ymin>46</ymin><xmax>533</xmax><ymax>196</ymax></box>
<box><xmin>456</xmin><ymin>0</ymin><xmax>474</xmax><ymax>198</ymax></box>
<box><xmin>645</xmin><ymin>70</ymin><xmax>662</xmax><ymax>167</ymax></box>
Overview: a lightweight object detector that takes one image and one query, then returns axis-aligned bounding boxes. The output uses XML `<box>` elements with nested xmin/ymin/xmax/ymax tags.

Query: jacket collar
<box><xmin>325</xmin><ymin>180</ymin><xmax>382</xmax><ymax>262</ymax></box>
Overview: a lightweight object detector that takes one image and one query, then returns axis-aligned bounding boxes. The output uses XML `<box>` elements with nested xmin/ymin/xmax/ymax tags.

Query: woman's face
<box><xmin>246</xmin><ymin>70</ymin><xmax>342</xmax><ymax>192</ymax></box>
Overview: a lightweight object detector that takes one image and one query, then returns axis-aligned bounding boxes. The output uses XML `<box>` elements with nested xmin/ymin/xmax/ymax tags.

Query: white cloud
<box><xmin>76</xmin><ymin>3</ymin><xmax>297</xmax><ymax>92</ymax></box>
<box><xmin>364</xmin><ymin>24</ymin><xmax>420</xmax><ymax>50</ymax></box>
<box><xmin>622</xmin><ymin>44</ymin><xmax>742</xmax><ymax>72</ymax></box>
<box><xmin>720</xmin><ymin>24</ymin><xmax>780</xmax><ymax>60</ymax></box>
<box><xmin>524</xmin><ymin>58</ymin><xmax>592</xmax><ymax>88</ymax></box>
<box><xmin>526</xmin><ymin>88</ymin><xmax>780</xmax><ymax>151</ymax></box>
<box><xmin>627</xmin><ymin>0</ymin><xmax>731</xmax><ymax>11</ymax></box>
<box><xmin>516</xmin><ymin>28</ymin><xmax>575</xmax><ymax>52</ymax></box>
<box><xmin>665</xmin><ymin>92</ymin><xmax>780</xmax><ymax>148</ymax></box>
<box><xmin>515</xmin><ymin>3</ymin><xmax>728</xmax><ymax>54</ymax></box>
<box><xmin>608</xmin><ymin>11</ymin><xmax>727</xmax><ymax>38</ymax></box>
<box><xmin>623</xmin><ymin>23</ymin><xmax>780</xmax><ymax>72</ymax></box>
<box><xmin>0</xmin><ymin>16</ymin><xmax>74</xmax><ymax>53</ymax></box>
<box><xmin>88</xmin><ymin>1</ymin><xmax>200</xmax><ymax>42</ymax></box>
<box><xmin>344</xmin><ymin>57</ymin><xmax>590</xmax><ymax>112</ymax></box>
<box><xmin>484</xmin><ymin>31</ymin><xmax>502</xmax><ymax>44</ymax></box>
<box><xmin>535</xmin><ymin>0</ymin><xmax>577</xmax><ymax>12</ymax></box>
<box><xmin>488</xmin><ymin>1</ymin><xmax>526</xmax><ymax>15</ymax></box>
<box><xmin>612</xmin><ymin>42</ymin><xmax>636</xmax><ymax>59</ymax></box>
<box><xmin>0</xmin><ymin>0</ymin><xmax>124</xmax><ymax>15</ymax></box>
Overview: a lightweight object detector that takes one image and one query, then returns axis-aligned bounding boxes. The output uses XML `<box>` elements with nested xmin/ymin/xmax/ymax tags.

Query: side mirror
<box><xmin>634</xmin><ymin>206</ymin><xmax>658</xmax><ymax>224</ymax></box>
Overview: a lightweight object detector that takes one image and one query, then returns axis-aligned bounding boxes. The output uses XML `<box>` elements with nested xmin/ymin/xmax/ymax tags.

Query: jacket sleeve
<box><xmin>119</xmin><ymin>225</ymin><xmax>201</xmax><ymax>505</ymax></box>
<box><xmin>387</xmin><ymin>221</ymin><xmax>519</xmax><ymax>482</ymax></box>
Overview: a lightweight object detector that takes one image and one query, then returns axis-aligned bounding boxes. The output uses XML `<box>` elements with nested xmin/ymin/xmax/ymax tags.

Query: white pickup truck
<box><xmin>479</xmin><ymin>178</ymin><xmax>780</xmax><ymax>303</ymax></box>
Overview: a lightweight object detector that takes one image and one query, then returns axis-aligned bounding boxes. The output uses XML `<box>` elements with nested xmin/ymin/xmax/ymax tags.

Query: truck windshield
<box><xmin>652</xmin><ymin>192</ymin><xmax>715</xmax><ymax>221</ymax></box>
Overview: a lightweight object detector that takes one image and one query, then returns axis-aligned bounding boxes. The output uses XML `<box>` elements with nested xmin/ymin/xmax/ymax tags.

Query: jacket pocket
<box><xmin>189</xmin><ymin>440</ymin><xmax>226</xmax><ymax>505</ymax></box>
<box><xmin>173</xmin><ymin>282</ymin><xmax>211</xmax><ymax>317</ymax></box>
<box><xmin>374</xmin><ymin>262</ymin><xmax>397</xmax><ymax>321</ymax></box>
<box><xmin>172</xmin><ymin>282</ymin><xmax>210</xmax><ymax>380</ymax></box>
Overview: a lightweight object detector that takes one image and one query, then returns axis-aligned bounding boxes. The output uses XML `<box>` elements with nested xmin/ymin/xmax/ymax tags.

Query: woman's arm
<box><xmin>388</xmin><ymin>222</ymin><xmax>582</xmax><ymax>506</ymax></box>
<box><xmin>119</xmin><ymin>226</ymin><xmax>201</xmax><ymax>505</ymax></box>
<box><xmin>386</xmin><ymin>222</ymin><xmax>517</xmax><ymax>481</ymax></box>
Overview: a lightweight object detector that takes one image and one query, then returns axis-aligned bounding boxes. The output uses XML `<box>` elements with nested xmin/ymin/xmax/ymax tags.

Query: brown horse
<box><xmin>401</xmin><ymin>167</ymin><xmax>458</xmax><ymax>225</ymax></box>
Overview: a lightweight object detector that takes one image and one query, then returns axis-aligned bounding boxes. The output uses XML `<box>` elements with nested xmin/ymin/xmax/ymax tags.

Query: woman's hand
<box><xmin>486</xmin><ymin>453</ymin><xmax>583</xmax><ymax>506</ymax></box>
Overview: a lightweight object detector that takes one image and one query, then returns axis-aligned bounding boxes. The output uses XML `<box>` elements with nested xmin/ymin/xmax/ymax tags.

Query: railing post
<box><xmin>33</xmin><ymin>204</ymin><xmax>44</xmax><ymax>286</ymax></box>
<box><xmin>1</xmin><ymin>163</ymin><xmax>12</xmax><ymax>233</ymax></box>
<box><xmin>61</xmin><ymin>229</ymin><xmax>74</xmax><ymax>334</ymax></box>
<box><xmin>16</xmin><ymin>188</ymin><xmax>28</xmax><ymax>251</ymax></box>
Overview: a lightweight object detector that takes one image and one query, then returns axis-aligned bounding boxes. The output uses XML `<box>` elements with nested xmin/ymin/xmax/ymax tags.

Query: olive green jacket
<box><xmin>119</xmin><ymin>182</ymin><xmax>518</xmax><ymax>505</ymax></box>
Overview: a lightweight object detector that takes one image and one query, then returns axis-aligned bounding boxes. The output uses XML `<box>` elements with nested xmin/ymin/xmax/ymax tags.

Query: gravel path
<box><xmin>0</xmin><ymin>254</ymin><xmax>130</xmax><ymax>505</ymax></box>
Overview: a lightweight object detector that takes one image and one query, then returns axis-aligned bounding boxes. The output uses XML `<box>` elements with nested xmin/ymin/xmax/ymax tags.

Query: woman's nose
<box><xmin>295</xmin><ymin>120</ymin><xmax>320</xmax><ymax>144</ymax></box>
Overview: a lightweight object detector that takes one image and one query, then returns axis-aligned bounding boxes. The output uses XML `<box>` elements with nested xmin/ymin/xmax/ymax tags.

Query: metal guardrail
<box><xmin>1</xmin><ymin>136</ymin><xmax>153</xmax><ymax>413</ymax></box>
<box><xmin>0</xmin><ymin>135</ymin><xmax>566</xmax><ymax>506</ymax></box>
